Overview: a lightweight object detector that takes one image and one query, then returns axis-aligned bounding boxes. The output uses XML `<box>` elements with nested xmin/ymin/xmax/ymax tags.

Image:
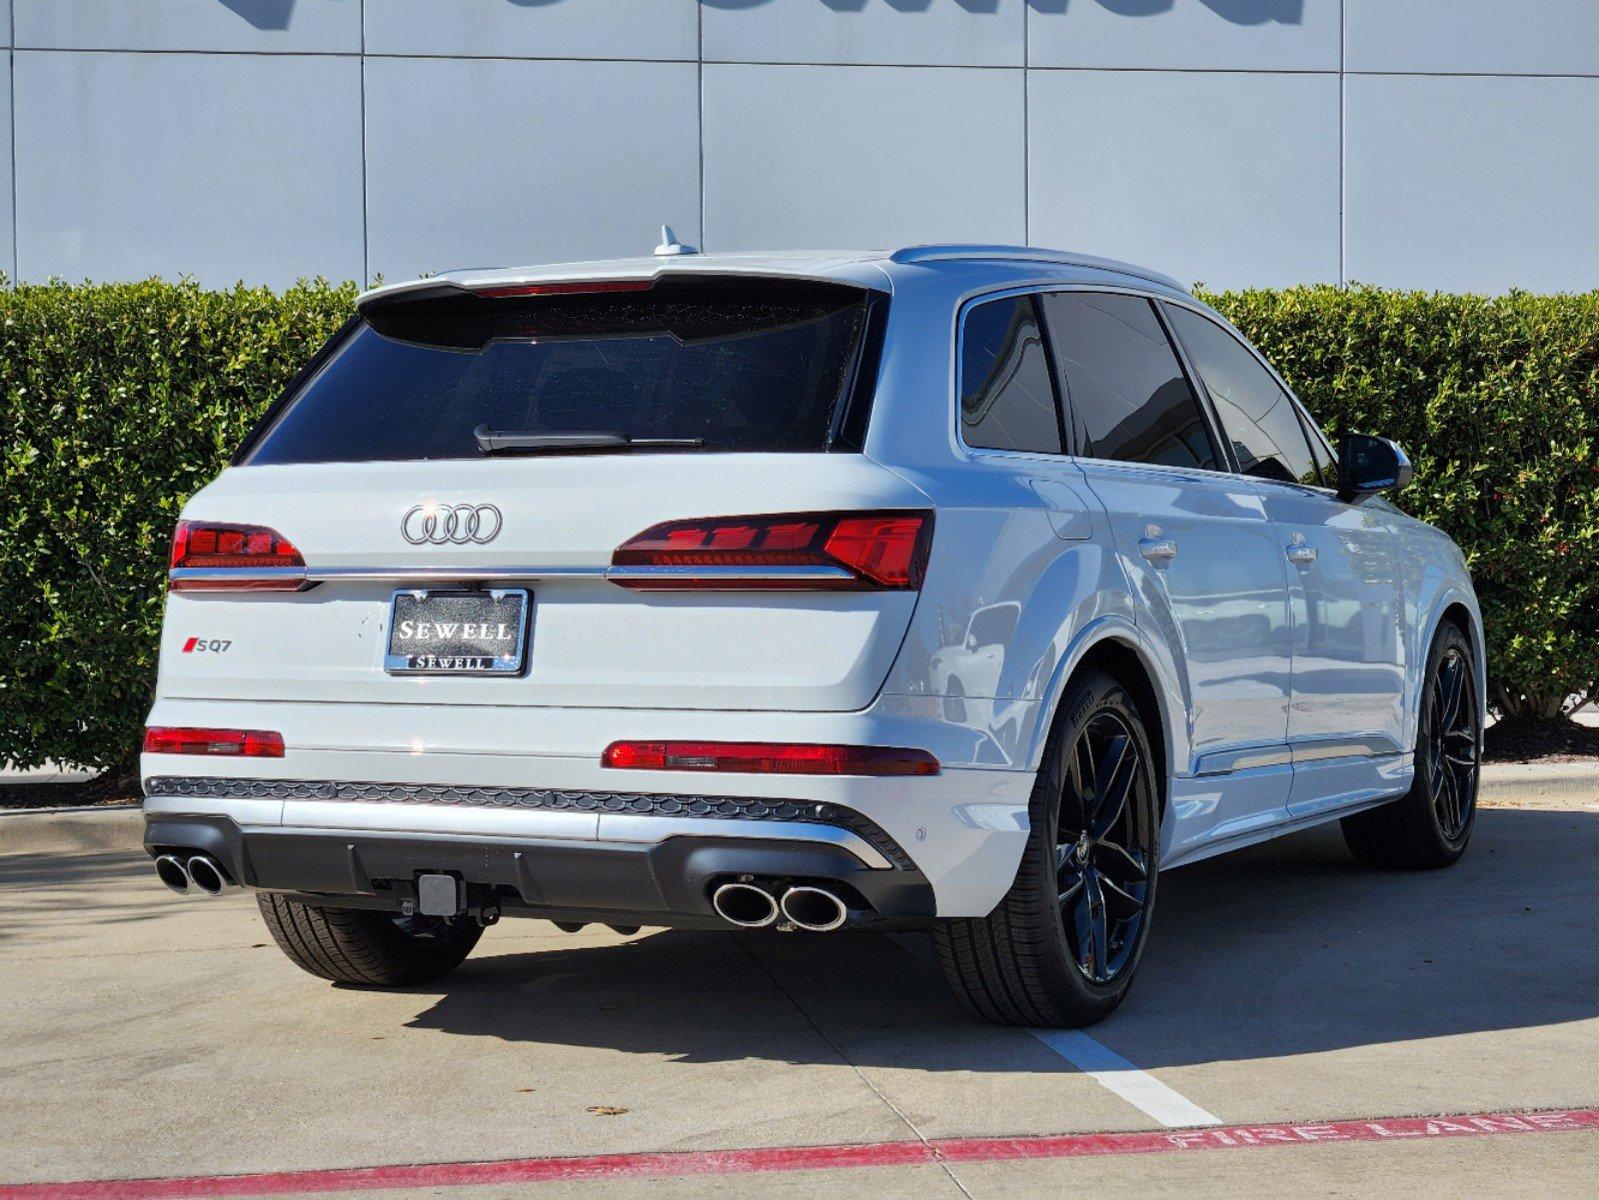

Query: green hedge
<box><xmin>1206</xmin><ymin>286</ymin><xmax>1599</xmax><ymax>720</ymax></box>
<box><xmin>1</xmin><ymin>279</ymin><xmax>356</xmax><ymax>774</ymax></box>
<box><xmin>2</xmin><ymin>279</ymin><xmax>1596</xmax><ymax>774</ymax></box>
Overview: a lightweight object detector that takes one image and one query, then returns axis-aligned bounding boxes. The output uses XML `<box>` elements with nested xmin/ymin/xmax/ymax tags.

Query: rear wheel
<box><xmin>257</xmin><ymin>893</ymin><xmax>483</xmax><ymax>986</ymax></box>
<box><xmin>1341</xmin><ymin>621</ymin><xmax>1480</xmax><ymax>869</ymax></box>
<box><xmin>933</xmin><ymin>667</ymin><xmax>1160</xmax><ymax>1027</ymax></box>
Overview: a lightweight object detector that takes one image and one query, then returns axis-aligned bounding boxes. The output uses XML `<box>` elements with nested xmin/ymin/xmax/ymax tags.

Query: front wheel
<box><xmin>257</xmin><ymin>893</ymin><xmax>484</xmax><ymax>986</ymax></box>
<box><xmin>1341</xmin><ymin>620</ymin><xmax>1480</xmax><ymax>870</ymax></box>
<box><xmin>933</xmin><ymin>667</ymin><xmax>1161</xmax><ymax>1027</ymax></box>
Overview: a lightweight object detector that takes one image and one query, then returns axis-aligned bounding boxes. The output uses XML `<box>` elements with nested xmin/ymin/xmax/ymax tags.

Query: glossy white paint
<box><xmin>145</xmin><ymin>247</ymin><xmax>1482</xmax><ymax>917</ymax></box>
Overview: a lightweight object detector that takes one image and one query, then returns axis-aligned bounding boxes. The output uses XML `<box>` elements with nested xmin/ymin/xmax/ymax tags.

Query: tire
<box><xmin>256</xmin><ymin>893</ymin><xmax>484</xmax><ymax>986</ymax></box>
<box><xmin>932</xmin><ymin>667</ymin><xmax>1161</xmax><ymax>1027</ymax></box>
<box><xmin>1341</xmin><ymin>620</ymin><xmax>1480</xmax><ymax>870</ymax></box>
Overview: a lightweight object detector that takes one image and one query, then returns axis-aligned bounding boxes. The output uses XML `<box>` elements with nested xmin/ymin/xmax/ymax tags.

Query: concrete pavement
<box><xmin>2</xmin><ymin>774</ymin><xmax>1597</xmax><ymax>1197</ymax></box>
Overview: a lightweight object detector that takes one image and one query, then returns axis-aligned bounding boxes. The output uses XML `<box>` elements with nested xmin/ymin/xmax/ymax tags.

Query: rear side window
<box><xmin>243</xmin><ymin>277</ymin><xmax>874</xmax><ymax>464</ymax></box>
<box><xmin>1040</xmin><ymin>293</ymin><xmax>1220</xmax><ymax>471</ymax></box>
<box><xmin>959</xmin><ymin>295</ymin><xmax>1062</xmax><ymax>455</ymax></box>
<box><xmin>1165</xmin><ymin>306</ymin><xmax>1321</xmax><ymax>487</ymax></box>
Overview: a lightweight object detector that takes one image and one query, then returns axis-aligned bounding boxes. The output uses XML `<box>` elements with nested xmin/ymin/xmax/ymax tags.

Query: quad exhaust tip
<box><xmin>711</xmin><ymin>882</ymin><xmax>779</xmax><ymax>928</ymax></box>
<box><xmin>779</xmin><ymin>886</ymin><xmax>849</xmax><ymax>933</ymax></box>
<box><xmin>154</xmin><ymin>854</ymin><xmax>191</xmax><ymax>895</ymax></box>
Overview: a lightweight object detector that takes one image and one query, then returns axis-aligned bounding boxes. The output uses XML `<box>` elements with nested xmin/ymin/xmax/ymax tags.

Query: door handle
<box><xmin>1139</xmin><ymin>537</ymin><xmax>1178</xmax><ymax>563</ymax></box>
<box><xmin>1287</xmin><ymin>544</ymin><xmax>1318</xmax><ymax>566</ymax></box>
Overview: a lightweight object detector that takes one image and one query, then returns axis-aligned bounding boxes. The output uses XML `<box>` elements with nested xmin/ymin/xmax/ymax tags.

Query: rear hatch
<box><xmin>158</xmin><ymin>273</ymin><xmax>929</xmax><ymax>712</ymax></box>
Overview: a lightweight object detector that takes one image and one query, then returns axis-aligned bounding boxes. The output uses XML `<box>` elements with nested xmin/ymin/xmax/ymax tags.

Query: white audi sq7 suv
<box><xmin>143</xmin><ymin>244</ymin><xmax>1483</xmax><ymax>1026</ymax></box>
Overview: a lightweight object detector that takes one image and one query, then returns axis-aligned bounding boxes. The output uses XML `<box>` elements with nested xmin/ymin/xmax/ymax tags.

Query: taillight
<box><xmin>143</xmin><ymin>727</ymin><xmax>285</xmax><ymax>758</ymax></box>
<box><xmin>609</xmin><ymin>511</ymin><xmax>932</xmax><ymax>590</ymax></box>
<box><xmin>603</xmin><ymin>740</ymin><xmax>939</xmax><ymax>777</ymax></box>
<box><xmin>168</xmin><ymin>521</ymin><xmax>307</xmax><ymax>591</ymax></box>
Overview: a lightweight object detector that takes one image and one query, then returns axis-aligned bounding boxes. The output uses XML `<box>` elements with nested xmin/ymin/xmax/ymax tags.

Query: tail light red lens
<box><xmin>602</xmin><ymin>740</ymin><xmax>939</xmax><ymax>777</ymax></box>
<box><xmin>169</xmin><ymin>521</ymin><xmax>306</xmax><ymax>591</ymax></box>
<box><xmin>610</xmin><ymin>511</ymin><xmax>932</xmax><ymax>590</ymax></box>
<box><xmin>143</xmin><ymin>727</ymin><xmax>285</xmax><ymax>758</ymax></box>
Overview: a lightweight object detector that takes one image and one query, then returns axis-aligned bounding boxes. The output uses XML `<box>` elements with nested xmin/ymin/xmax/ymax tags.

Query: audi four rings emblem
<box><xmin>401</xmin><ymin>503</ymin><xmax>503</xmax><ymax>545</ymax></box>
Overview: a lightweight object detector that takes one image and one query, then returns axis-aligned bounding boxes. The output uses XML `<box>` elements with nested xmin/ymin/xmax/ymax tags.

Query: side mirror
<box><xmin>1337</xmin><ymin>434</ymin><xmax>1413</xmax><ymax>503</ymax></box>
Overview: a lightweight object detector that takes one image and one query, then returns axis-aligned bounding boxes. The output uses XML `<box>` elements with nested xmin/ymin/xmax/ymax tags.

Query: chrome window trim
<box><xmin>954</xmin><ymin>281</ymin><xmax>1240</xmax><ymax>477</ymax></box>
<box><xmin>951</xmin><ymin>287</ymin><xmax>1066</xmax><ymax>458</ymax></box>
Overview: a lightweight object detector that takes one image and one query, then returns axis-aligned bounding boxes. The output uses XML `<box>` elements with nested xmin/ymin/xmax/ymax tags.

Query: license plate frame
<box><xmin>384</xmin><ymin>588</ymin><xmax>530</xmax><ymax>677</ymax></box>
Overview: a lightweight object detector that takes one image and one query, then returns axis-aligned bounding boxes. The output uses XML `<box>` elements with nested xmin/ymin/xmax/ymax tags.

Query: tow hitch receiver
<box><xmin>416</xmin><ymin>873</ymin><xmax>461</xmax><ymax>917</ymax></box>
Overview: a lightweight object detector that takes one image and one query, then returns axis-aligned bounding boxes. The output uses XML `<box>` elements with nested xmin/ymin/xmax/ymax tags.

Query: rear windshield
<box><xmin>243</xmin><ymin>277</ymin><xmax>876</xmax><ymax>464</ymax></box>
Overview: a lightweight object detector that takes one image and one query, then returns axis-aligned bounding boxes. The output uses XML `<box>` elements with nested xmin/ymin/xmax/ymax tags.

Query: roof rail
<box><xmin>889</xmin><ymin>244</ymin><xmax>1188</xmax><ymax>294</ymax></box>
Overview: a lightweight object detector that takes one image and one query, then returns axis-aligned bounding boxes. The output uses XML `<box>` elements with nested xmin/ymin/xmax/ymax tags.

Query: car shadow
<box><xmin>0</xmin><ymin>851</ymin><xmax>182</xmax><ymax>945</ymax></box>
<box><xmin>403</xmin><ymin>807</ymin><xmax>1599</xmax><ymax>1070</ymax></box>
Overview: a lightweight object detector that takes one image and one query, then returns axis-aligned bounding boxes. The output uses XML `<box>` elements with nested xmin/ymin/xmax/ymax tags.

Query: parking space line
<box><xmin>4</xmin><ymin>1110</ymin><xmax>1596</xmax><ymax>1199</ymax></box>
<box><xmin>1026</xmin><ymin>1028</ymin><xmax>1222</xmax><ymax>1128</ymax></box>
<box><xmin>888</xmin><ymin>933</ymin><xmax>1217</xmax><ymax>1127</ymax></box>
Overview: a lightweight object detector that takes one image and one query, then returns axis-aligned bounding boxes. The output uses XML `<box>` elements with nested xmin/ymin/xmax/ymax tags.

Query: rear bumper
<box><xmin>144</xmin><ymin>808</ymin><xmax>936</xmax><ymax>929</ymax></box>
<box><xmin>141</xmin><ymin>697</ymin><xmax>1038</xmax><ymax>916</ymax></box>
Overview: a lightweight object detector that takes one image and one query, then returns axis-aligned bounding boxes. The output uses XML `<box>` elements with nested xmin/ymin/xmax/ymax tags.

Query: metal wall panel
<box><xmin>15</xmin><ymin>0</ymin><xmax>359</xmax><ymax>53</ymax></box>
<box><xmin>363</xmin><ymin>0</ymin><xmax>697</xmax><ymax>61</ymax></box>
<box><xmin>364</xmin><ymin>57</ymin><xmax>701</xmax><ymax>283</ymax></box>
<box><xmin>1346</xmin><ymin>0</ymin><xmax>1599</xmax><ymax>75</ymax></box>
<box><xmin>7</xmin><ymin>1</ymin><xmax>1599</xmax><ymax>291</ymax></box>
<box><xmin>703</xmin><ymin>64</ymin><xmax>1025</xmax><ymax>250</ymax></box>
<box><xmin>14</xmin><ymin>50</ymin><xmax>364</xmax><ymax>287</ymax></box>
<box><xmin>1029</xmin><ymin>0</ymin><xmax>1340</xmax><ymax>72</ymax></box>
<box><xmin>1028</xmin><ymin>69</ymin><xmax>1341</xmax><ymax>289</ymax></box>
<box><xmin>702</xmin><ymin>0</ymin><xmax>1025</xmax><ymax>67</ymax></box>
<box><xmin>1344</xmin><ymin>74</ymin><xmax>1599</xmax><ymax>293</ymax></box>
<box><xmin>0</xmin><ymin>54</ymin><xmax>12</xmax><ymax>279</ymax></box>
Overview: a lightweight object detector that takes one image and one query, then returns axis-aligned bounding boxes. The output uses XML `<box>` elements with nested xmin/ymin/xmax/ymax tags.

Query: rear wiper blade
<box><xmin>473</xmin><ymin>426</ymin><xmax>705</xmax><ymax>455</ymax></box>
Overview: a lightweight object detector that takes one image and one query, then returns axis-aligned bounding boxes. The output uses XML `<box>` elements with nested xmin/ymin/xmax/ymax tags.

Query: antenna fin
<box><xmin>654</xmin><ymin>225</ymin><xmax>696</xmax><ymax>257</ymax></box>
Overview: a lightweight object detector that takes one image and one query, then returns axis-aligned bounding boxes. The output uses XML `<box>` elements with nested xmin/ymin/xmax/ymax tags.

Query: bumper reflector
<box><xmin>143</xmin><ymin>727</ymin><xmax>285</xmax><ymax>758</ymax></box>
<box><xmin>602</xmin><ymin>740</ymin><xmax>939</xmax><ymax>777</ymax></box>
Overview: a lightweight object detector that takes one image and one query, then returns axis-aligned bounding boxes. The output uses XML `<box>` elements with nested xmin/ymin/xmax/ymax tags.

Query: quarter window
<box><xmin>1039</xmin><ymin>292</ymin><xmax>1219</xmax><ymax>471</ymax></box>
<box><xmin>959</xmin><ymin>296</ymin><xmax>1062</xmax><ymax>455</ymax></box>
<box><xmin>1165</xmin><ymin>307</ymin><xmax>1321</xmax><ymax>487</ymax></box>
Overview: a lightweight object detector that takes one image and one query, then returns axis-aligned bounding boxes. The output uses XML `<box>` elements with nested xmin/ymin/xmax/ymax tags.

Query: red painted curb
<box><xmin>5</xmin><ymin>1109</ymin><xmax>1596</xmax><ymax>1199</ymax></box>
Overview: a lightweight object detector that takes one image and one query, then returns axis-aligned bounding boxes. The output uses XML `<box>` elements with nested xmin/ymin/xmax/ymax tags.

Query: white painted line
<box><xmin>1027</xmin><ymin>1028</ymin><xmax>1222</xmax><ymax>1129</ymax></box>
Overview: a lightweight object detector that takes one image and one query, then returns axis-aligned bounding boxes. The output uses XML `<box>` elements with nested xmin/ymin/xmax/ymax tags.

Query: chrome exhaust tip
<box><xmin>780</xmin><ymin>886</ymin><xmax>849</xmax><ymax>933</ymax></box>
<box><xmin>185</xmin><ymin>856</ymin><xmax>232</xmax><ymax>897</ymax></box>
<box><xmin>154</xmin><ymin>854</ymin><xmax>191</xmax><ymax>895</ymax></box>
<box><xmin>711</xmin><ymin>882</ymin><xmax>779</xmax><ymax>929</ymax></box>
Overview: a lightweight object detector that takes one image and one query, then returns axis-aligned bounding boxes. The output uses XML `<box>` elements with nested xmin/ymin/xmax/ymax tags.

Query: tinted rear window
<box><xmin>959</xmin><ymin>295</ymin><xmax>1062</xmax><ymax>455</ymax></box>
<box><xmin>244</xmin><ymin>277</ymin><xmax>873</xmax><ymax>464</ymax></box>
<box><xmin>1041</xmin><ymin>292</ymin><xmax>1220</xmax><ymax>472</ymax></box>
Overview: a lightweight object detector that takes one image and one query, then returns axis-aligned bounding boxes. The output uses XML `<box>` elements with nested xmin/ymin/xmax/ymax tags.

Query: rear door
<box><xmin>159</xmin><ymin>275</ymin><xmax>932</xmax><ymax>713</ymax></box>
<box><xmin>1162</xmin><ymin>304</ymin><xmax>1408</xmax><ymax>816</ymax></box>
<box><xmin>1039</xmin><ymin>291</ymin><xmax>1295</xmax><ymax>841</ymax></box>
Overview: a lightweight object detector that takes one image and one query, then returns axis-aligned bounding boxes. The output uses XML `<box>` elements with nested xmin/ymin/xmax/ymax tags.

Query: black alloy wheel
<box><xmin>1056</xmin><ymin>709</ymin><xmax>1156</xmax><ymax>985</ymax></box>
<box><xmin>1427</xmin><ymin>644</ymin><xmax>1479</xmax><ymax>842</ymax></box>
<box><xmin>1342</xmin><ymin>620</ymin><xmax>1480</xmax><ymax>870</ymax></box>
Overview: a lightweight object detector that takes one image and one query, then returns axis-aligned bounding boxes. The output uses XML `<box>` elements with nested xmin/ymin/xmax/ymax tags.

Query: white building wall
<box><xmin>5</xmin><ymin>0</ymin><xmax>1597</xmax><ymax>292</ymax></box>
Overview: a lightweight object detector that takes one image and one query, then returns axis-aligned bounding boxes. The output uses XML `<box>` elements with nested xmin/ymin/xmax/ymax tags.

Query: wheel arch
<box><xmin>1416</xmin><ymin>589</ymin><xmax>1487</xmax><ymax>751</ymax></box>
<box><xmin>1031</xmin><ymin>620</ymin><xmax>1179</xmax><ymax>821</ymax></box>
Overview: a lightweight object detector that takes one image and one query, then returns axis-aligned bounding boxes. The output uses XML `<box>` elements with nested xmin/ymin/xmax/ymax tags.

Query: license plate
<box><xmin>385</xmin><ymin>589</ymin><xmax>529</xmax><ymax>676</ymax></box>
